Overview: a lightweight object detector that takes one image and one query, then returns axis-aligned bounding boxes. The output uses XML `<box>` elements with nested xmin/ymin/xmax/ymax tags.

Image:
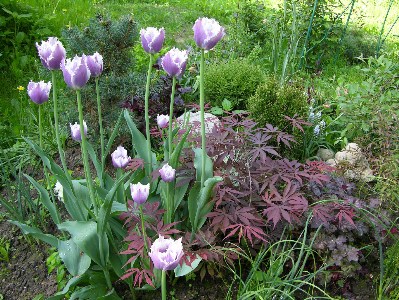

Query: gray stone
<box><xmin>317</xmin><ymin>148</ymin><xmax>335</xmax><ymax>161</ymax></box>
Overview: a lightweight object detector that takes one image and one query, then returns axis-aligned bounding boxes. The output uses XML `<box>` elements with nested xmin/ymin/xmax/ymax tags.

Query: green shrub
<box><xmin>247</xmin><ymin>77</ymin><xmax>308</xmax><ymax>131</ymax></box>
<box><xmin>204</xmin><ymin>59</ymin><xmax>265</xmax><ymax>109</ymax></box>
<box><xmin>341</xmin><ymin>27</ymin><xmax>377</xmax><ymax>64</ymax></box>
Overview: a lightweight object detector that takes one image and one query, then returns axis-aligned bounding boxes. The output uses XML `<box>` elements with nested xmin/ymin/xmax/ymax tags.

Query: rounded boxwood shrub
<box><xmin>247</xmin><ymin>77</ymin><xmax>308</xmax><ymax>131</ymax></box>
<box><xmin>205</xmin><ymin>59</ymin><xmax>265</xmax><ymax>109</ymax></box>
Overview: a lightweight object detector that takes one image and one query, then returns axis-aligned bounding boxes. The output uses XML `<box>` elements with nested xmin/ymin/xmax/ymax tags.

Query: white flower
<box><xmin>54</xmin><ymin>181</ymin><xmax>64</xmax><ymax>202</ymax></box>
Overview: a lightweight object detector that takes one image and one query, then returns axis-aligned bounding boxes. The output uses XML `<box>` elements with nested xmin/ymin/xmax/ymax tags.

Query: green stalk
<box><xmin>161</xmin><ymin>270</ymin><xmax>167</xmax><ymax>300</ymax></box>
<box><xmin>376</xmin><ymin>0</ymin><xmax>394</xmax><ymax>57</ymax></box>
<box><xmin>95</xmin><ymin>77</ymin><xmax>105</xmax><ymax>185</ymax></box>
<box><xmin>299</xmin><ymin>0</ymin><xmax>319</xmax><ymax>70</ymax></box>
<box><xmin>39</xmin><ymin>104</ymin><xmax>61</xmax><ymax>224</ymax></box>
<box><xmin>199</xmin><ymin>49</ymin><xmax>206</xmax><ymax>187</ymax></box>
<box><xmin>144</xmin><ymin>54</ymin><xmax>154</xmax><ymax>178</ymax></box>
<box><xmin>99</xmin><ymin>232</ymin><xmax>112</xmax><ymax>290</ymax></box>
<box><xmin>51</xmin><ymin>71</ymin><xmax>69</xmax><ymax>178</ymax></box>
<box><xmin>76</xmin><ymin>89</ymin><xmax>97</xmax><ymax>214</ymax></box>
<box><xmin>139</xmin><ymin>204</ymin><xmax>149</xmax><ymax>254</ymax></box>
<box><xmin>167</xmin><ymin>77</ymin><xmax>176</xmax><ymax>161</ymax></box>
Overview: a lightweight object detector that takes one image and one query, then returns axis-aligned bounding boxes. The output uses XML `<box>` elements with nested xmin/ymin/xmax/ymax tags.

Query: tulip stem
<box><xmin>161</xmin><ymin>270</ymin><xmax>167</xmax><ymax>300</ymax></box>
<box><xmin>199</xmin><ymin>49</ymin><xmax>206</xmax><ymax>187</ymax></box>
<box><xmin>139</xmin><ymin>204</ymin><xmax>149</xmax><ymax>254</ymax></box>
<box><xmin>51</xmin><ymin>71</ymin><xmax>69</xmax><ymax>179</ymax></box>
<box><xmin>39</xmin><ymin>104</ymin><xmax>61</xmax><ymax>224</ymax></box>
<box><xmin>144</xmin><ymin>54</ymin><xmax>153</xmax><ymax>178</ymax></box>
<box><xmin>76</xmin><ymin>89</ymin><xmax>97</xmax><ymax>214</ymax></box>
<box><xmin>167</xmin><ymin>77</ymin><xmax>176</xmax><ymax>161</ymax></box>
<box><xmin>95</xmin><ymin>77</ymin><xmax>105</xmax><ymax>186</ymax></box>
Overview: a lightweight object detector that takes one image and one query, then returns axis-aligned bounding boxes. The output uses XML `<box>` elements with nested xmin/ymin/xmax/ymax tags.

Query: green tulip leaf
<box><xmin>193</xmin><ymin>148</ymin><xmax>213</xmax><ymax>183</ymax></box>
<box><xmin>9</xmin><ymin>221</ymin><xmax>58</xmax><ymax>247</ymax></box>
<box><xmin>24</xmin><ymin>174</ymin><xmax>61</xmax><ymax>224</ymax></box>
<box><xmin>58</xmin><ymin>239</ymin><xmax>91</xmax><ymax>276</ymax></box>
<box><xmin>58</xmin><ymin>221</ymin><xmax>108</xmax><ymax>268</ymax></box>
<box><xmin>46</xmin><ymin>276</ymin><xmax>84</xmax><ymax>300</ymax></box>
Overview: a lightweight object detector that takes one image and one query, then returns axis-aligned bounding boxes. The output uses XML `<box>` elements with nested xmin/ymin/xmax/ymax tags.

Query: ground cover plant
<box><xmin>1</xmin><ymin>0</ymin><xmax>399</xmax><ymax>299</ymax></box>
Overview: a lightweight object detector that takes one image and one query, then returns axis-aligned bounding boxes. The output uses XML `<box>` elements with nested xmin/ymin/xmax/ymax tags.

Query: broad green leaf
<box><xmin>105</xmin><ymin>111</ymin><xmax>124</xmax><ymax>159</ymax></box>
<box><xmin>86</xmin><ymin>141</ymin><xmax>103</xmax><ymax>184</ymax></box>
<box><xmin>58</xmin><ymin>239</ymin><xmax>91</xmax><ymax>276</ymax></box>
<box><xmin>169</xmin><ymin>126</ymin><xmax>191</xmax><ymax>168</ymax></box>
<box><xmin>191</xmin><ymin>176</ymin><xmax>223</xmax><ymax>233</ymax></box>
<box><xmin>174</xmin><ymin>255</ymin><xmax>202</xmax><ymax>277</ymax></box>
<box><xmin>124</xmin><ymin>110</ymin><xmax>149</xmax><ymax>164</ymax></box>
<box><xmin>9</xmin><ymin>221</ymin><xmax>58</xmax><ymax>247</ymax></box>
<box><xmin>46</xmin><ymin>276</ymin><xmax>84</xmax><ymax>300</ymax></box>
<box><xmin>24</xmin><ymin>174</ymin><xmax>60</xmax><ymax>224</ymax></box>
<box><xmin>174</xmin><ymin>180</ymin><xmax>189</xmax><ymax>211</ymax></box>
<box><xmin>71</xmin><ymin>180</ymin><xmax>91</xmax><ymax>218</ymax></box>
<box><xmin>187</xmin><ymin>182</ymin><xmax>201</xmax><ymax>231</ymax></box>
<box><xmin>58</xmin><ymin>221</ymin><xmax>108</xmax><ymax>268</ymax></box>
<box><xmin>193</xmin><ymin>148</ymin><xmax>213</xmax><ymax>183</ymax></box>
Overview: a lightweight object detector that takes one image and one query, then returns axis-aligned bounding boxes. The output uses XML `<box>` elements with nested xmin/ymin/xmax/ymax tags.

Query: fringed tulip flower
<box><xmin>157</xmin><ymin>114</ymin><xmax>169</xmax><ymax>129</ymax></box>
<box><xmin>27</xmin><ymin>81</ymin><xmax>51</xmax><ymax>105</ymax></box>
<box><xmin>140</xmin><ymin>27</ymin><xmax>165</xmax><ymax>54</ymax></box>
<box><xmin>159</xmin><ymin>163</ymin><xmax>175</xmax><ymax>182</ymax></box>
<box><xmin>130</xmin><ymin>182</ymin><xmax>150</xmax><ymax>204</ymax></box>
<box><xmin>36</xmin><ymin>37</ymin><xmax>66</xmax><ymax>70</ymax></box>
<box><xmin>86</xmin><ymin>52</ymin><xmax>103</xmax><ymax>77</ymax></box>
<box><xmin>149</xmin><ymin>235</ymin><xmax>184</xmax><ymax>271</ymax></box>
<box><xmin>193</xmin><ymin>17</ymin><xmax>225</xmax><ymax>50</ymax></box>
<box><xmin>61</xmin><ymin>55</ymin><xmax>91</xmax><ymax>89</ymax></box>
<box><xmin>111</xmin><ymin>146</ymin><xmax>131</xmax><ymax>169</ymax></box>
<box><xmin>70</xmin><ymin>120</ymin><xmax>87</xmax><ymax>142</ymax></box>
<box><xmin>161</xmin><ymin>48</ymin><xmax>188</xmax><ymax>78</ymax></box>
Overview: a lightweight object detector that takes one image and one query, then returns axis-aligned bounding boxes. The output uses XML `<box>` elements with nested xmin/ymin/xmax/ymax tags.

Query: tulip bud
<box><xmin>140</xmin><ymin>27</ymin><xmax>165</xmax><ymax>54</ymax></box>
<box><xmin>27</xmin><ymin>81</ymin><xmax>52</xmax><ymax>105</ymax></box>
<box><xmin>111</xmin><ymin>145</ymin><xmax>131</xmax><ymax>169</ymax></box>
<box><xmin>130</xmin><ymin>182</ymin><xmax>150</xmax><ymax>205</ymax></box>
<box><xmin>157</xmin><ymin>114</ymin><xmax>169</xmax><ymax>129</ymax></box>
<box><xmin>61</xmin><ymin>55</ymin><xmax>91</xmax><ymax>89</ymax></box>
<box><xmin>36</xmin><ymin>37</ymin><xmax>66</xmax><ymax>70</ymax></box>
<box><xmin>193</xmin><ymin>17</ymin><xmax>225</xmax><ymax>50</ymax></box>
<box><xmin>70</xmin><ymin>120</ymin><xmax>87</xmax><ymax>142</ymax></box>
<box><xmin>159</xmin><ymin>163</ymin><xmax>175</xmax><ymax>182</ymax></box>
<box><xmin>161</xmin><ymin>48</ymin><xmax>188</xmax><ymax>78</ymax></box>
<box><xmin>148</xmin><ymin>235</ymin><xmax>184</xmax><ymax>271</ymax></box>
<box><xmin>86</xmin><ymin>52</ymin><xmax>103</xmax><ymax>77</ymax></box>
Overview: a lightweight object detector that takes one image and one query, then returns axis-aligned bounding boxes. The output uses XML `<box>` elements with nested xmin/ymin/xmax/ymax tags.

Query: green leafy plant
<box><xmin>204</xmin><ymin>58</ymin><xmax>265</xmax><ymax>110</ymax></box>
<box><xmin>247</xmin><ymin>76</ymin><xmax>308</xmax><ymax>131</ymax></box>
<box><xmin>0</xmin><ymin>238</ymin><xmax>10</xmax><ymax>262</ymax></box>
<box><xmin>46</xmin><ymin>248</ymin><xmax>68</xmax><ymax>291</ymax></box>
<box><xmin>227</xmin><ymin>220</ymin><xmax>333</xmax><ymax>299</ymax></box>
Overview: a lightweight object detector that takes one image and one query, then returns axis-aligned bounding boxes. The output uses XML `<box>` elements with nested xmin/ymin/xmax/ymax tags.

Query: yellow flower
<box><xmin>17</xmin><ymin>86</ymin><xmax>24</xmax><ymax>91</ymax></box>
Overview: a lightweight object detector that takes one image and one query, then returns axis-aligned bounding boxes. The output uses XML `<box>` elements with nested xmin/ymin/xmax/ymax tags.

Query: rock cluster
<box><xmin>318</xmin><ymin>143</ymin><xmax>375</xmax><ymax>182</ymax></box>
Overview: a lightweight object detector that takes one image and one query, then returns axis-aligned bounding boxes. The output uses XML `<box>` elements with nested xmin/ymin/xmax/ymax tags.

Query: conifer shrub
<box><xmin>204</xmin><ymin>59</ymin><xmax>265</xmax><ymax>109</ymax></box>
<box><xmin>62</xmin><ymin>14</ymin><xmax>143</xmax><ymax>103</ymax></box>
<box><xmin>247</xmin><ymin>77</ymin><xmax>308</xmax><ymax>131</ymax></box>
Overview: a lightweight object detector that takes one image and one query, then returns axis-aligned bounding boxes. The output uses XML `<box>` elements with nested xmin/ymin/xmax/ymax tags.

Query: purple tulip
<box><xmin>111</xmin><ymin>146</ymin><xmax>131</xmax><ymax>169</ymax></box>
<box><xmin>61</xmin><ymin>55</ymin><xmax>91</xmax><ymax>89</ymax></box>
<box><xmin>27</xmin><ymin>81</ymin><xmax>52</xmax><ymax>105</ymax></box>
<box><xmin>140</xmin><ymin>27</ymin><xmax>165</xmax><ymax>54</ymax></box>
<box><xmin>149</xmin><ymin>235</ymin><xmax>184</xmax><ymax>271</ymax></box>
<box><xmin>193</xmin><ymin>18</ymin><xmax>225</xmax><ymax>50</ymax></box>
<box><xmin>130</xmin><ymin>182</ymin><xmax>150</xmax><ymax>205</ymax></box>
<box><xmin>86</xmin><ymin>52</ymin><xmax>103</xmax><ymax>77</ymax></box>
<box><xmin>36</xmin><ymin>37</ymin><xmax>66</xmax><ymax>70</ymax></box>
<box><xmin>157</xmin><ymin>114</ymin><xmax>169</xmax><ymax>129</ymax></box>
<box><xmin>159</xmin><ymin>163</ymin><xmax>175</xmax><ymax>182</ymax></box>
<box><xmin>70</xmin><ymin>120</ymin><xmax>87</xmax><ymax>142</ymax></box>
<box><xmin>161</xmin><ymin>48</ymin><xmax>188</xmax><ymax>78</ymax></box>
